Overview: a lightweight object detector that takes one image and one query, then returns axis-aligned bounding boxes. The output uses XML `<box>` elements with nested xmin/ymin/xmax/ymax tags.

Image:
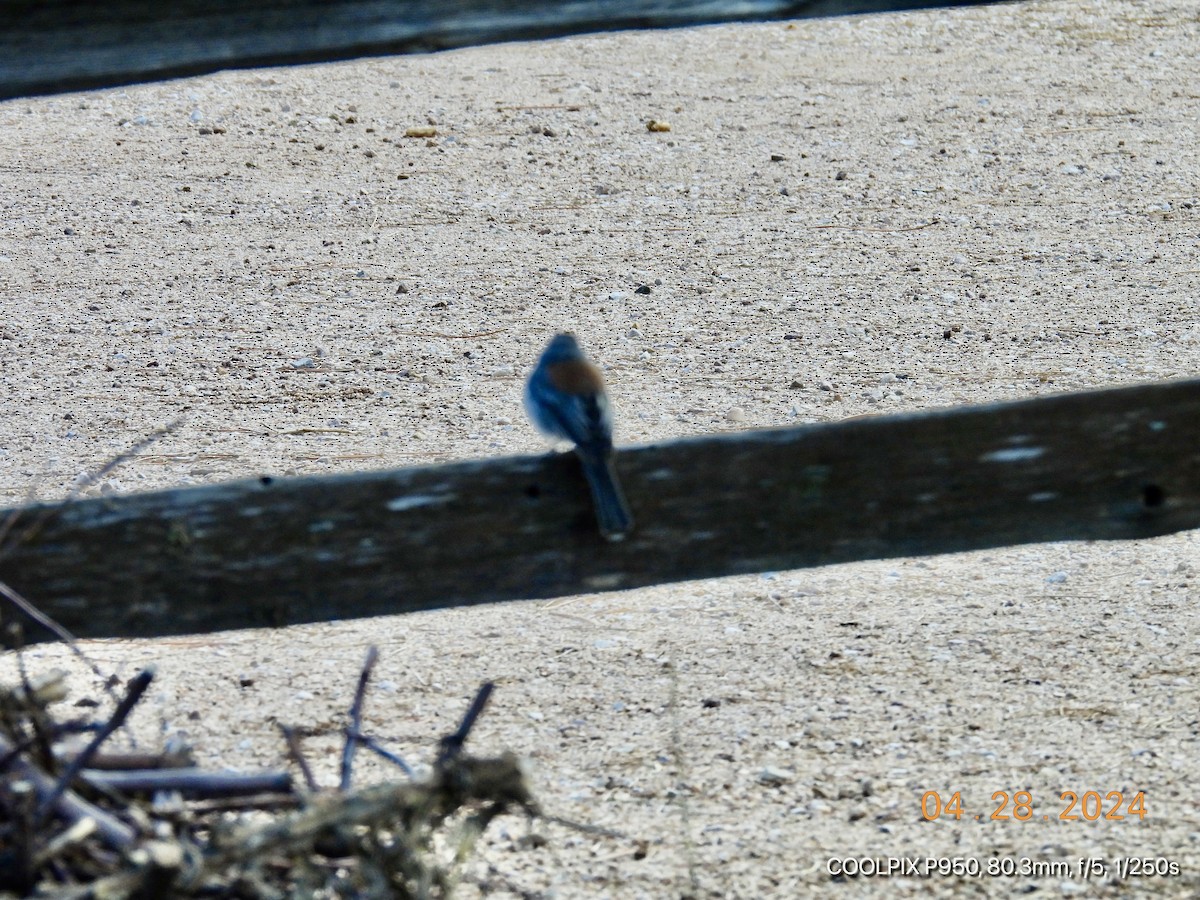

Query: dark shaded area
<box><xmin>0</xmin><ymin>0</ymin><xmax>1005</xmax><ymax>101</ymax></box>
<box><xmin>2</xmin><ymin>378</ymin><xmax>1198</xmax><ymax>644</ymax></box>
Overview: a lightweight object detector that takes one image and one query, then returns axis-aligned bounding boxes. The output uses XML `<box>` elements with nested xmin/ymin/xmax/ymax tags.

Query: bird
<box><xmin>525</xmin><ymin>332</ymin><xmax>634</xmax><ymax>541</ymax></box>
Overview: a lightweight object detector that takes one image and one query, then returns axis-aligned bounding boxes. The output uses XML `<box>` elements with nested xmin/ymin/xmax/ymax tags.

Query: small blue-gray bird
<box><xmin>524</xmin><ymin>333</ymin><xmax>633</xmax><ymax>540</ymax></box>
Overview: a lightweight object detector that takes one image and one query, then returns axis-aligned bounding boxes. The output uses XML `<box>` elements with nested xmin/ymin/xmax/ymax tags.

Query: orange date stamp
<box><xmin>921</xmin><ymin>790</ymin><xmax>1148</xmax><ymax>822</ymax></box>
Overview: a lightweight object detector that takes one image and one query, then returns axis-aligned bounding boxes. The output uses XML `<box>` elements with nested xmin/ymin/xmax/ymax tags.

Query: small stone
<box><xmin>290</xmin><ymin>357</ymin><xmax>316</xmax><ymax>369</ymax></box>
<box><xmin>834</xmin><ymin>170</ymin><xmax>848</xmax><ymax>180</ymax></box>
<box><xmin>726</xmin><ymin>406</ymin><xmax>747</xmax><ymax>423</ymax></box>
<box><xmin>1045</xmin><ymin>571</ymin><xmax>1068</xmax><ymax>584</ymax></box>
<box><xmin>404</xmin><ymin>125</ymin><xmax>438</xmax><ymax>138</ymax></box>
<box><xmin>646</xmin><ymin>120</ymin><xmax>671</xmax><ymax>132</ymax></box>
<box><xmin>635</xmin><ymin>284</ymin><xmax>652</xmax><ymax>295</ymax></box>
<box><xmin>758</xmin><ymin>767</ymin><xmax>795</xmax><ymax>786</ymax></box>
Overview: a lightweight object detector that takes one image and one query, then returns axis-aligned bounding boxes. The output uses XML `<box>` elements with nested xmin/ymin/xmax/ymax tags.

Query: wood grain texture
<box><xmin>0</xmin><ymin>0</ymin><xmax>1003</xmax><ymax>100</ymax></box>
<box><xmin>2</xmin><ymin>378</ymin><xmax>1197</xmax><ymax>643</ymax></box>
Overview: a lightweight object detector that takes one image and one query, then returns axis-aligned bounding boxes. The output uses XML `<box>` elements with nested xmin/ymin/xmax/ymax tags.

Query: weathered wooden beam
<box><xmin>2</xmin><ymin>378</ymin><xmax>1198</xmax><ymax>644</ymax></box>
<box><xmin>0</xmin><ymin>0</ymin><xmax>1003</xmax><ymax>101</ymax></box>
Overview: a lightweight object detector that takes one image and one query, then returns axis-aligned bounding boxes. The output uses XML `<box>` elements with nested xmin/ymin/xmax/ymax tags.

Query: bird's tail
<box><xmin>576</xmin><ymin>449</ymin><xmax>634</xmax><ymax>541</ymax></box>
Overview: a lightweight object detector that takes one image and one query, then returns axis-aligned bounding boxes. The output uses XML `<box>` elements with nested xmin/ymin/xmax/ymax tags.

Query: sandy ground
<box><xmin>2</xmin><ymin>0</ymin><xmax>1200</xmax><ymax>896</ymax></box>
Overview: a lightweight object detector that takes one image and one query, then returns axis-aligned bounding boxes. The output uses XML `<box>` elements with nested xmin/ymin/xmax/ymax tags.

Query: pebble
<box><xmin>289</xmin><ymin>357</ymin><xmax>316</xmax><ymax>369</ymax></box>
<box><xmin>758</xmin><ymin>767</ymin><xmax>795</xmax><ymax>786</ymax></box>
<box><xmin>1045</xmin><ymin>571</ymin><xmax>1068</xmax><ymax>584</ymax></box>
<box><xmin>726</xmin><ymin>406</ymin><xmax>747</xmax><ymax>423</ymax></box>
